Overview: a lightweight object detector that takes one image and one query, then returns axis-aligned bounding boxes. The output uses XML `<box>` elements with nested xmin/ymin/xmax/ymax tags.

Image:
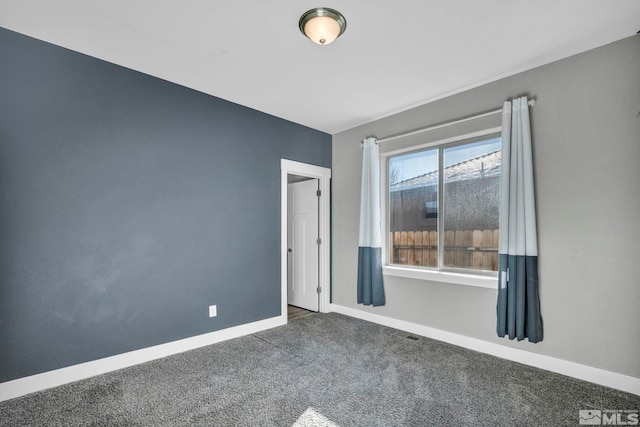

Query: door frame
<box><xmin>281</xmin><ymin>159</ymin><xmax>331</xmax><ymax>317</ymax></box>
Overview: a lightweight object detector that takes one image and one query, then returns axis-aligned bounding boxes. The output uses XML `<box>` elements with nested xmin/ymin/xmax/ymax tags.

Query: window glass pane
<box><xmin>389</xmin><ymin>149</ymin><xmax>438</xmax><ymax>267</ymax></box>
<box><xmin>442</xmin><ymin>137</ymin><xmax>501</xmax><ymax>271</ymax></box>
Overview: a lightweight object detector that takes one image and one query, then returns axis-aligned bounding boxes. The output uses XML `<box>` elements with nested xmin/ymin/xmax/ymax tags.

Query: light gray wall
<box><xmin>332</xmin><ymin>35</ymin><xmax>640</xmax><ymax>378</ymax></box>
<box><xmin>0</xmin><ymin>28</ymin><xmax>331</xmax><ymax>383</ymax></box>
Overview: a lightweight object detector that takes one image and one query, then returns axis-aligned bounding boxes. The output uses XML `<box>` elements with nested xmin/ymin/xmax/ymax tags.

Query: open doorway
<box><xmin>280</xmin><ymin>159</ymin><xmax>331</xmax><ymax>320</ymax></box>
<box><xmin>287</xmin><ymin>176</ymin><xmax>320</xmax><ymax>312</ymax></box>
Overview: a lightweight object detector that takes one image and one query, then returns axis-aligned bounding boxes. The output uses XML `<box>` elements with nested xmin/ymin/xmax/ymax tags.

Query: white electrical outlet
<box><xmin>208</xmin><ymin>305</ymin><xmax>217</xmax><ymax>317</ymax></box>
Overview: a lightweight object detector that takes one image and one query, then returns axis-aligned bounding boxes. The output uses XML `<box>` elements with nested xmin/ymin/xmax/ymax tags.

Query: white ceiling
<box><xmin>1</xmin><ymin>1</ymin><xmax>638</xmax><ymax>134</ymax></box>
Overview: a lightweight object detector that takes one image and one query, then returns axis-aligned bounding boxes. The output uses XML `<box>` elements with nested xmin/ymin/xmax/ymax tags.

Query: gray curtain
<box><xmin>357</xmin><ymin>138</ymin><xmax>385</xmax><ymax>306</ymax></box>
<box><xmin>497</xmin><ymin>96</ymin><xmax>543</xmax><ymax>343</ymax></box>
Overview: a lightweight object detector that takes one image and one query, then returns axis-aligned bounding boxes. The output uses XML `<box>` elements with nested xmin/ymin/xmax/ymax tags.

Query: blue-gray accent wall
<box><xmin>0</xmin><ymin>28</ymin><xmax>331</xmax><ymax>383</ymax></box>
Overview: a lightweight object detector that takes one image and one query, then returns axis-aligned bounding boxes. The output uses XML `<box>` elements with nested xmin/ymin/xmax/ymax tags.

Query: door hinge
<box><xmin>316</xmin><ymin>286</ymin><xmax>322</xmax><ymax>294</ymax></box>
<box><xmin>316</xmin><ymin>238</ymin><xmax>321</xmax><ymax>245</ymax></box>
<box><xmin>316</xmin><ymin>189</ymin><xmax>321</xmax><ymax>197</ymax></box>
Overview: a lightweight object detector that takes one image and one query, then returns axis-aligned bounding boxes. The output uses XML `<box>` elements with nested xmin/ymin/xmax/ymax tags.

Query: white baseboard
<box><xmin>330</xmin><ymin>304</ymin><xmax>640</xmax><ymax>396</ymax></box>
<box><xmin>0</xmin><ymin>314</ymin><xmax>286</xmax><ymax>402</ymax></box>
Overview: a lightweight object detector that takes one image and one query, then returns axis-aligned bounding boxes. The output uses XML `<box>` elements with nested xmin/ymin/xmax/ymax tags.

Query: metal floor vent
<box><xmin>406</xmin><ymin>335</ymin><xmax>420</xmax><ymax>341</ymax></box>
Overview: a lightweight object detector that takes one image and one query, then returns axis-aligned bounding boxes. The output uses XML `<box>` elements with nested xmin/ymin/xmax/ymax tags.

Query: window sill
<box><xmin>382</xmin><ymin>265</ymin><xmax>497</xmax><ymax>289</ymax></box>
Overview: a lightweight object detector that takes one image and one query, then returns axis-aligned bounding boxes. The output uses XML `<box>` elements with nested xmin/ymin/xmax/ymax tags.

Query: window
<box><xmin>387</xmin><ymin>135</ymin><xmax>501</xmax><ymax>274</ymax></box>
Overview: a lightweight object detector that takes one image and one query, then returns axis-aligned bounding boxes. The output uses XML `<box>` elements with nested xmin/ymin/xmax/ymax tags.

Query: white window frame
<box><xmin>380</xmin><ymin>127</ymin><xmax>501</xmax><ymax>289</ymax></box>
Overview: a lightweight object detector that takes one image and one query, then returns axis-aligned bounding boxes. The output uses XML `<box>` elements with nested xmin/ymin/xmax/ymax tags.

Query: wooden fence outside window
<box><xmin>390</xmin><ymin>229</ymin><xmax>499</xmax><ymax>271</ymax></box>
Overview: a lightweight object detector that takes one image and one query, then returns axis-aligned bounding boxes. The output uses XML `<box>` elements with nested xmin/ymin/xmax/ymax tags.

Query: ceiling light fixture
<box><xmin>299</xmin><ymin>7</ymin><xmax>347</xmax><ymax>46</ymax></box>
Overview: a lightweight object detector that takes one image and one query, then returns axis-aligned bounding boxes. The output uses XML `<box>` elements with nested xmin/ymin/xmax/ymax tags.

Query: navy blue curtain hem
<box><xmin>497</xmin><ymin>254</ymin><xmax>543</xmax><ymax>343</ymax></box>
<box><xmin>357</xmin><ymin>246</ymin><xmax>385</xmax><ymax>307</ymax></box>
<box><xmin>497</xmin><ymin>331</ymin><xmax>544</xmax><ymax>344</ymax></box>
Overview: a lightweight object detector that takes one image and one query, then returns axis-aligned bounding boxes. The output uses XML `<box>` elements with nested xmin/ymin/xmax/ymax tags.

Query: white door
<box><xmin>287</xmin><ymin>179</ymin><xmax>319</xmax><ymax>311</ymax></box>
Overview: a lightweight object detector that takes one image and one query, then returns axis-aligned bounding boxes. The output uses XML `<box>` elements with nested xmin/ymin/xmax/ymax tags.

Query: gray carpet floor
<box><xmin>1</xmin><ymin>313</ymin><xmax>638</xmax><ymax>426</ymax></box>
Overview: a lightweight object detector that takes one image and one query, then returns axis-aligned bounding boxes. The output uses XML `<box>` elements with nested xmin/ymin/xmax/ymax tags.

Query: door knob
<box><xmin>288</xmin><ymin>248</ymin><xmax>293</xmax><ymax>252</ymax></box>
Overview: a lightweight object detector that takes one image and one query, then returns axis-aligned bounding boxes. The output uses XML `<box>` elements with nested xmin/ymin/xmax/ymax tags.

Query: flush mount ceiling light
<box><xmin>299</xmin><ymin>7</ymin><xmax>347</xmax><ymax>46</ymax></box>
